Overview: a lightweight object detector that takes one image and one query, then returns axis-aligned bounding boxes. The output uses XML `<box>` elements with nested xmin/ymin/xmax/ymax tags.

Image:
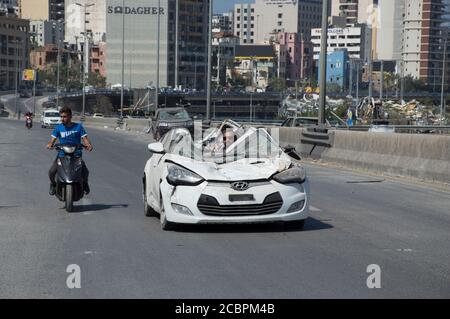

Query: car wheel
<box><xmin>143</xmin><ymin>178</ymin><xmax>158</xmax><ymax>217</ymax></box>
<box><xmin>283</xmin><ymin>219</ymin><xmax>306</xmax><ymax>231</ymax></box>
<box><xmin>160</xmin><ymin>195</ymin><xmax>177</xmax><ymax>231</ymax></box>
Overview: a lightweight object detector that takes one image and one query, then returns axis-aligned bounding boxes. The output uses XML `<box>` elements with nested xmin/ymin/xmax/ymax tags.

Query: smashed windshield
<box><xmin>166</xmin><ymin>127</ymin><xmax>283</xmax><ymax>164</ymax></box>
<box><xmin>158</xmin><ymin>109</ymin><xmax>190</xmax><ymax>121</ymax></box>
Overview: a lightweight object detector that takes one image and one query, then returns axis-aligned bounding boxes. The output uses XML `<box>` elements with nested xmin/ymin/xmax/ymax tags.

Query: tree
<box><xmin>94</xmin><ymin>95</ymin><xmax>113</xmax><ymax>115</ymax></box>
<box><xmin>268</xmin><ymin>77</ymin><xmax>286</xmax><ymax>92</ymax></box>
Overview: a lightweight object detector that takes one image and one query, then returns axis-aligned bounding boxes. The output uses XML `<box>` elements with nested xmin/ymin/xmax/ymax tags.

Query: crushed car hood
<box><xmin>171</xmin><ymin>156</ymin><xmax>292</xmax><ymax>181</ymax></box>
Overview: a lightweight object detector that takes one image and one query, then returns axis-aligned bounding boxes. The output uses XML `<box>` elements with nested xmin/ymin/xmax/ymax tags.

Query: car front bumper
<box><xmin>160</xmin><ymin>178</ymin><xmax>310</xmax><ymax>225</ymax></box>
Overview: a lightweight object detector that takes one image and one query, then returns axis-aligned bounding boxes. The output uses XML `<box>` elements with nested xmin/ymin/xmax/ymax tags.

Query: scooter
<box><xmin>53</xmin><ymin>144</ymin><xmax>86</xmax><ymax>212</ymax></box>
<box><xmin>25</xmin><ymin>116</ymin><xmax>33</xmax><ymax>129</ymax></box>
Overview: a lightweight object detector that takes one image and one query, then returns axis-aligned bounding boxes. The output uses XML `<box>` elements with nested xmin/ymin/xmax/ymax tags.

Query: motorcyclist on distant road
<box><xmin>46</xmin><ymin>106</ymin><xmax>93</xmax><ymax>196</ymax></box>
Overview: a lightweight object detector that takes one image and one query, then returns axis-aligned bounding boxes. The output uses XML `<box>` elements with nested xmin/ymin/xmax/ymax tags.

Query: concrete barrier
<box><xmin>80</xmin><ymin>117</ymin><xmax>151</xmax><ymax>133</ymax></box>
<box><xmin>321</xmin><ymin>131</ymin><xmax>450</xmax><ymax>184</ymax></box>
<box><xmin>272</xmin><ymin>127</ymin><xmax>450</xmax><ymax>184</ymax></box>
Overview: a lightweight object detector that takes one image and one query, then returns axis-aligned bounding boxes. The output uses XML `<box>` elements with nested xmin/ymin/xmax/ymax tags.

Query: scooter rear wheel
<box><xmin>65</xmin><ymin>184</ymin><xmax>74</xmax><ymax>212</ymax></box>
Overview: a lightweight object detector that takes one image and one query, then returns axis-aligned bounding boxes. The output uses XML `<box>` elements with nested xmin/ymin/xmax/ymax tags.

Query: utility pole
<box><xmin>56</xmin><ymin>38</ymin><xmax>61</xmax><ymax>107</ymax></box>
<box><xmin>155</xmin><ymin>0</ymin><xmax>161</xmax><ymax>112</ymax></box>
<box><xmin>206</xmin><ymin>0</ymin><xmax>213</xmax><ymax>120</ymax></box>
<box><xmin>380</xmin><ymin>60</ymin><xmax>384</xmax><ymax>101</ymax></box>
<box><xmin>175</xmin><ymin>0</ymin><xmax>179</xmax><ymax>89</ymax></box>
<box><xmin>349</xmin><ymin>60</ymin><xmax>353</xmax><ymax>98</ymax></box>
<box><xmin>441</xmin><ymin>32</ymin><xmax>448</xmax><ymax>125</ymax></box>
<box><xmin>356</xmin><ymin>61</ymin><xmax>360</xmax><ymax>102</ymax></box>
<box><xmin>14</xmin><ymin>39</ymin><xmax>20</xmax><ymax>119</ymax></box>
<box><xmin>33</xmin><ymin>68</ymin><xmax>36</xmax><ymax>114</ymax></box>
<box><xmin>400</xmin><ymin>60</ymin><xmax>405</xmax><ymax>104</ymax></box>
<box><xmin>121</xmin><ymin>0</ymin><xmax>125</xmax><ymax>118</ymax></box>
<box><xmin>318</xmin><ymin>0</ymin><xmax>329</xmax><ymax>125</ymax></box>
<box><xmin>76</xmin><ymin>2</ymin><xmax>95</xmax><ymax>120</ymax></box>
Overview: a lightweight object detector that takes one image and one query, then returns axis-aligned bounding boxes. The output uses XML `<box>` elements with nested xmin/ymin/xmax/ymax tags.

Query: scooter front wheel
<box><xmin>65</xmin><ymin>184</ymin><xmax>74</xmax><ymax>212</ymax></box>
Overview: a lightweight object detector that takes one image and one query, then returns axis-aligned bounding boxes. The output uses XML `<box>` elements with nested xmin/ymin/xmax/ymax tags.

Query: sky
<box><xmin>214</xmin><ymin>0</ymin><xmax>253</xmax><ymax>13</ymax></box>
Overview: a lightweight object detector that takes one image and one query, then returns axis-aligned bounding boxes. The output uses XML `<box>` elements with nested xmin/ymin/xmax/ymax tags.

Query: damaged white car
<box><xmin>143</xmin><ymin>120</ymin><xmax>310</xmax><ymax>231</ymax></box>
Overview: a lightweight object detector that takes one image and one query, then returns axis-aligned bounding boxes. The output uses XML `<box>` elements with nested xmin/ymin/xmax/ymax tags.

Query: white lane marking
<box><xmin>310</xmin><ymin>205</ymin><xmax>322</xmax><ymax>212</ymax></box>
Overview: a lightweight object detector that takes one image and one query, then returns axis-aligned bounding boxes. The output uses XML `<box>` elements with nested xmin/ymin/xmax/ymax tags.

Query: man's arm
<box><xmin>46</xmin><ymin>136</ymin><xmax>57</xmax><ymax>149</ymax></box>
<box><xmin>82</xmin><ymin>136</ymin><xmax>93</xmax><ymax>152</ymax></box>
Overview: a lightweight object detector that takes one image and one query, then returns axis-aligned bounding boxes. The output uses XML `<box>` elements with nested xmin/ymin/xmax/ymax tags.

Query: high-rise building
<box><xmin>401</xmin><ymin>0</ymin><xmax>450</xmax><ymax>90</ymax></box>
<box><xmin>311</xmin><ymin>24</ymin><xmax>371</xmax><ymax>61</ymax></box>
<box><xmin>65</xmin><ymin>0</ymin><xmax>106</xmax><ymax>47</ymax></box>
<box><xmin>212</xmin><ymin>12</ymin><xmax>233</xmax><ymax>33</ymax></box>
<box><xmin>19</xmin><ymin>0</ymin><xmax>65</xmax><ymax>22</ymax></box>
<box><xmin>30</xmin><ymin>20</ymin><xmax>64</xmax><ymax>47</ymax></box>
<box><xmin>0</xmin><ymin>0</ymin><xmax>19</xmax><ymax>16</ymax></box>
<box><xmin>234</xmin><ymin>0</ymin><xmax>323</xmax><ymax>45</ymax></box>
<box><xmin>106</xmin><ymin>0</ymin><xmax>209</xmax><ymax>90</ymax></box>
<box><xmin>375</xmin><ymin>0</ymin><xmax>404</xmax><ymax>61</ymax></box>
<box><xmin>331</xmin><ymin>0</ymin><xmax>378</xmax><ymax>26</ymax></box>
<box><xmin>0</xmin><ymin>15</ymin><xmax>30</xmax><ymax>89</ymax></box>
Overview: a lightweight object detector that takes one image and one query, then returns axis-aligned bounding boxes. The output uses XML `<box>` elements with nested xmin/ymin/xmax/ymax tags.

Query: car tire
<box><xmin>283</xmin><ymin>219</ymin><xmax>306</xmax><ymax>231</ymax></box>
<box><xmin>143</xmin><ymin>179</ymin><xmax>158</xmax><ymax>217</ymax></box>
<box><xmin>160</xmin><ymin>195</ymin><xmax>177</xmax><ymax>231</ymax></box>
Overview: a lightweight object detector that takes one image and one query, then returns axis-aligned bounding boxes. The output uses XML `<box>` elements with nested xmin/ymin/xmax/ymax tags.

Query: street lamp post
<box><xmin>13</xmin><ymin>39</ymin><xmax>21</xmax><ymax>119</ymax></box>
<box><xmin>155</xmin><ymin>0</ymin><xmax>161</xmax><ymax>113</ymax></box>
<box><xmin>380</xmin><ymin>60</ymin><xmax>384</xmax><ymax>101</ymax></box>
<box><xmin>441</xmin><ymin>31</ymin><xmax>448</xmax><ymax>125</ymax></box>
<box><xmin>76</xmin><ymin>2</ymin><xmax>95</xmax><ymax>120</ymax></box>
<box><xmin>206</xmin><ymin>0</ymin><xmax>213</xmax><ymax>120</ymax></box>
<box><xmin>318</xmin><ymin>0</ymin><xmax>329</xmax><ymax>125</ymax></box>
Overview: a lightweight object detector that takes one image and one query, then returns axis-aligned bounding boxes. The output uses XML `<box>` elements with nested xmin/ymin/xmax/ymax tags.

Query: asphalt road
<box><xmin>0</xmin><ymin>118</ymin><xmax>449</xmax><ymax>299</ymax></box>
<box><xmin>1</xmin><ymin>94</ymin><xmax>47</xmax><ymax>118</ymax></box>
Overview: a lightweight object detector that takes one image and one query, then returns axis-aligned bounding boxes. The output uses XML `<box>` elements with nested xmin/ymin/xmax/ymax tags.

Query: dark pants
<box><xmin>49</xmin><ymin>158</ymin><xmax>89</xmax><ymax>186</ymax></box>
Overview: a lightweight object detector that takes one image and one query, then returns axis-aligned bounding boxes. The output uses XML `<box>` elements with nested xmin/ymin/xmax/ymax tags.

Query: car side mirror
<box><xmin>283</xmin><ymin>145</ymin><xmax>301</xmax><ymax>161</ymax></box>
<box><xmin>148</xmin><ymin>142</ymin><xmax>165</xmax><ymax>154</ymax></box>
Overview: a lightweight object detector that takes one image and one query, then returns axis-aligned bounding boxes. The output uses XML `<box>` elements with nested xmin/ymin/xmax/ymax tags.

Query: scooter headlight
<box><xmin>62</xmin><ymin>146</ymin><xmax>76</xmax><ymax>154</ymax></box>
<box><xmin>57</xmin><ymin>158</ymin><xmax>62</xmax><ymax>166</ymax></box>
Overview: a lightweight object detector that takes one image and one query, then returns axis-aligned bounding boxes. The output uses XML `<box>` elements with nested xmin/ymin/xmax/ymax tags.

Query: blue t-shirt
<box><xmin>52</xmin><ymin>123</ymin><xmax>88</xmax><ymax>158</ymax></box>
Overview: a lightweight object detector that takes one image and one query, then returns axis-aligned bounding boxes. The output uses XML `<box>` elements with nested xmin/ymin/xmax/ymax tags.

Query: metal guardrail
<box><xmin>334</xmin><ymin>125</ymin><xmax>450</xmax><ymax>133</ymax></box>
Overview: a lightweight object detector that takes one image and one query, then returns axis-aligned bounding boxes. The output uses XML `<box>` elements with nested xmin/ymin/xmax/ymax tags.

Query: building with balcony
<box><xmin>90</xmin><ymin>41</ymin><xmax>106</xmax><ymax>77</ymax></box>
<box><xmin>232</xmin><ymin>45</ymin><xmax>276</xmax><ymax>89</ymax></box>
<box><xmin>212</xmin><ymin>32</ymin><xmax>238</xmax><ymax>86</ymax></box>
<box><xmin>234</xmin><ymin>0</ymin><xmax>323</xmax><ymax>45</ymax></box>
<box><xmin>401</xmin><ymin>0</ymin><xmax>450</xmax><ymax>91</ymax></box>
<box><xmin>30</xmin><ymin>20</ymin><xmax>64</xmax><ymax>47</ymax></box>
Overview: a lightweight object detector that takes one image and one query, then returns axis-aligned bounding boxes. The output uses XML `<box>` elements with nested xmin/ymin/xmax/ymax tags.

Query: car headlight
<box><xmin>272</xmin><ymin>167</ymin><xmax>307</xmax><ymax>184</ymax></box>
<box><xmin>166</xmin><ymin>163</ymin><xmax>204</xmax><ymax>186</ymax></box>
<box><xmin>158</xmin><ymin>122</ymin><xmax>169</xmax><ymax>127</ymax></box>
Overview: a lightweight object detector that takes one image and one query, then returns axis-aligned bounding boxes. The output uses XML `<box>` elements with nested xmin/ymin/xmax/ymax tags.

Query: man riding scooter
<box><xmin>25</xmin><ymin>112</ymin><xmax>33</xmax><ymax>129</ymax></box>
<box><xmin>46</xmin><ymin>106</ymin><xmax>93</xmax><ymax>196</ymax></box>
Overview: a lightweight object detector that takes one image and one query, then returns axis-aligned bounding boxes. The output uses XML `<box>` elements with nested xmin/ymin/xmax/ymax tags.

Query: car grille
<box><xmin>197</xmin><ymin>192</ymin><xmax>283</xmax><ymax>216</ymax></box>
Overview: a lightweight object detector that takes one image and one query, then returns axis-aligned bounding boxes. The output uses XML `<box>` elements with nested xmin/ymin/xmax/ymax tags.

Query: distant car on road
<box><xmin>19</xmin><ymin>89</ymin><xmax>31</xmax><ymax>98</ymax></box>
<box><xmin>151</xmin><ymin>107</ymin><xmax>194</xmax><ymax>140</ymax></box>
<box><xmin>41</xmin><ymin>109</ymin><xmax>61</xmax><ymax>128</ymax></box>
<box><xmin>93</xmin><ymin>113</ymin><xmax>105</xmax><ymax>118</ymax></box>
